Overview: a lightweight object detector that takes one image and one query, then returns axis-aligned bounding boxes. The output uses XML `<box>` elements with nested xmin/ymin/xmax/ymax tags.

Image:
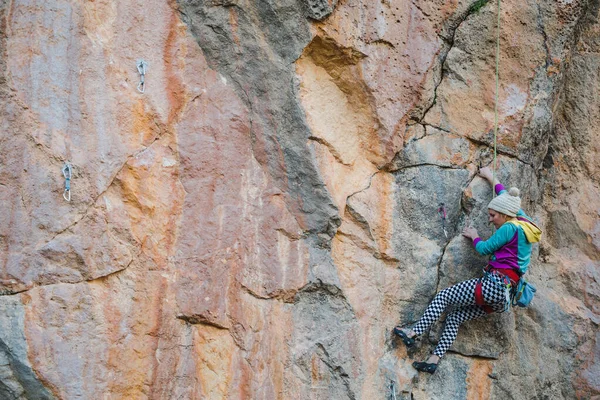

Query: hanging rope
<box><xmin>137</xmin><ymin>59</ymin><xmax>148</xmax><ymax>93</ymax></box>
<box><xmin>62</xmin><ymin>162</ymin><xmax>72</xmax><ymax>202</ymax></box>
<box><xmin>492</xmin><ymin>0</ymin><xmax>501</xmax><ymax>195</ymax></box>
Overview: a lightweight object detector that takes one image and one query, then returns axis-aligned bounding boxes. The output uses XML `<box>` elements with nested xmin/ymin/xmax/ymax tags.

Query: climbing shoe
<box><xmin>412</xmin><ymin>361</ymin><xmax>438</xmax><ymax>374</ymax></box>
<box><xmin>393</xmin><ymin>326</ymin><xmax>416</xmax><ymax>348</ymax></box>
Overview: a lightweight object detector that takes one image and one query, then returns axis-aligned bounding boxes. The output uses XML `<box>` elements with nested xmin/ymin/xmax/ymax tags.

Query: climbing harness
<box><xmin>62</xmin><ymin>162</ymin><xmax>72</xmax><ymax>202</ymax></box>
<box><xmin>137</xmin><ymin>59</ymin><xmax>148</xmax><ymax>93</ymax></box>
<box><xmin>492</xmin><ymin>0</ymin><xmax>501</xmax><ymax>193</ymax></box>
<box><xmin>475</xmin><ymin>268</ymin><xmax>512</xmax><ymax>314</ymax></box>
<box><xmin>438</xmin><ymin>203</ymin><xmax>448</xmax><ymax>238</ymax></box>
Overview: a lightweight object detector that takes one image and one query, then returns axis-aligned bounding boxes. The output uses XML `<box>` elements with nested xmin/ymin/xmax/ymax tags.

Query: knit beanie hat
<box><xmin>487</xmin><ymin>187</ymin><xmax>521</xmax><ymax>217</ymax></box>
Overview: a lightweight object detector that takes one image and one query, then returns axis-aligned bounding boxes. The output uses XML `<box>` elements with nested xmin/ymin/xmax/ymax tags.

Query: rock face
<box><xmin>0</xmin><ymin>0</ymin><xmax>598</xmax><ymax>398</ymax></box>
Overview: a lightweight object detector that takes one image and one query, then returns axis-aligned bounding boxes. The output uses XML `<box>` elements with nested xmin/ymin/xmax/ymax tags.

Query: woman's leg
<box><xmin>432</xmin><ymin>305</ymin><xmax>487</xmax><ymax>357</ymax></box>
<box><xmin>412</xmin><ymin>278</ymin><xmax>479</xmax><ymax>336</ymax></box>
<box><xmin>430</xmin><ymin>276</ymin><xmax>508</xmax><ymax>357</ymax></box>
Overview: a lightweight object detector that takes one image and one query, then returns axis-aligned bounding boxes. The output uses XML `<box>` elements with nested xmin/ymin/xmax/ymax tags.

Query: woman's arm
<box><xmin>480</xmin><ymin>166</ymin><xmax>530</xmax><ymax>217</ymax></box>
<box><xmin>478</xmin><ymin>166</ymin><xmax>507</xmax><ymax>195</ymax></box>
<box><xmin>462</xmin><ymin>223</ymin><xmax>517</xmax><ymax>255</ymax></box>
<box><xmin>473</xmin><ymin>224</ymin><xmax>517</xmax><ymax>255</ymax></box>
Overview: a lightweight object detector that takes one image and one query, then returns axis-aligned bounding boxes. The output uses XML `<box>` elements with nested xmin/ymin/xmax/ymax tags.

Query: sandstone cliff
<box><xmin>0</xmin><ymin>0</ymin><xmax>598</xmax><ymax>399</ymax></box>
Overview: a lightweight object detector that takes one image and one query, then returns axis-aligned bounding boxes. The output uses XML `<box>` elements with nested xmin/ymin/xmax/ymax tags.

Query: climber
<box><xmin>393</xmin><ymin>166</ymin><xmax>542</xmax><ymax>374</ymax></box>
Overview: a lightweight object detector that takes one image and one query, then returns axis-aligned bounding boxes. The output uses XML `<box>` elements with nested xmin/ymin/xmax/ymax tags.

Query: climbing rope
<box><xmin>492</xmin><ymin>0</ymin><xmax>501</xmax><ymax>194</ymax></box>
<box><xmin>438</xmin><ymin>203</ymin><xmax>448</xmax><ymax>238</ymax></box>
<box><xmin>433</xmin><ymin>1</ymin><xmax>502</xmax><ymax>237</ymax></box>
<box><xmin>137</xmin><ymin>59</ymin><xmax>148</xmax><ymax>93</ymax></box>
<box><xmin>62</xmin><ymin>162</ymin><xmax>72</xmax><ymax>202</ymax></box>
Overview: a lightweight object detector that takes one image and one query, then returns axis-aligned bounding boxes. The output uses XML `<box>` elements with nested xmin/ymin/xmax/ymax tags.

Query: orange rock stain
<box><xmin>131</xmin><ymin>99</ymin><xmax>157</xmax><ymax>146</ymax></box>
<box><xmin>163</xmin><ymin>12</ymin><xmax>188</xmax><ymax>124</ymax></box>
<box><xmin>20</xmin><ymin>291</ymin><xmax>62</xmax><ymax>399</ymax></box>
<box><xmin>104</xmin><ymin>275</ymin><xmax>167</xmax><ymax>399</ymax></box>
<box><xmin>466</xmin><ymin>359</ymin><xmax>494</xmax><ymax>400</ymax></box>
<box><xmin>229</xmin><ymin>7</ymin><xmax>240</xmax><ymax>47</ymax></box>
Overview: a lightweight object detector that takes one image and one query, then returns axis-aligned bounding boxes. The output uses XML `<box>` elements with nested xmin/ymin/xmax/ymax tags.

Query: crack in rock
<box><xmin>417</xmin><ymin>1</ymin><xmax>491</xmax><ymax>124</ymax></box>
<box><xmin>536</xmin><ymin>3</ymin><xmax>553</xmax><ymax>69</ymax></box>
<box><xmin>176</xmin><ymin>315</ymin><xmax>230</xmax><ymax>330</ymax></box>
<box><xmin>0</xmin><ymin>259</ymin><xmax>133</xmax><ymax>297</ymax></box>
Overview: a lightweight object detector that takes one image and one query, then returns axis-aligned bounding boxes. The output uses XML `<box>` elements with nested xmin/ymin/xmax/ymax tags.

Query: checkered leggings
<box><xmin>412</xmin><ymin>277</ymin><xmax>507</xmax><ymax>357</ymax></box>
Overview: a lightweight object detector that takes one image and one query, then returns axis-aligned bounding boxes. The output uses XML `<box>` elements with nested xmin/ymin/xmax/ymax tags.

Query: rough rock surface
<box><xmin>0</xmin><ymin>0</ymin><xmax>598</xmax><ymax>398</ymax></box>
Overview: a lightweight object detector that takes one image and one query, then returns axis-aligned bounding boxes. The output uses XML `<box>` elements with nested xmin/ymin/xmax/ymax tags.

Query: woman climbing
<box><xmin>393</xmin><ymin>166</ymin><xmax>541</xmax><ymax>374</ymax></box>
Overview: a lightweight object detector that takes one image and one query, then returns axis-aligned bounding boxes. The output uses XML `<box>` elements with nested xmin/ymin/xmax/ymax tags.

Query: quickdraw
<box><xmin>438</xmin><ymin>203</ymin><xmax>448</xmax><ymax>238</ymax></box>
<box><xmin>137</xmin><ymin>59</ymin><xmax>148</xmax><ymax>93</ymax></box>
<box><xmin>62</xmin><ymin>162</ymin><xmax>72</xmax><ymax>202</ymax></box>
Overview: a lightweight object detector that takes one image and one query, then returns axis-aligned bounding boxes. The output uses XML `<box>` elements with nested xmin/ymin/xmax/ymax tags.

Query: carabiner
<box><xmin>137</xmin><ymin>60</ymin><xmax>148</xmax><ymax>93</ymax></box>
<box><xmin>62</xmin><ymin>162</ymin><xmax>72</xmax><ymax>202</ymax></box>
<box><xmin>438</xmin><ymin>203</ymin><xmax>448</xmax><ymax>238</ymax></box>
